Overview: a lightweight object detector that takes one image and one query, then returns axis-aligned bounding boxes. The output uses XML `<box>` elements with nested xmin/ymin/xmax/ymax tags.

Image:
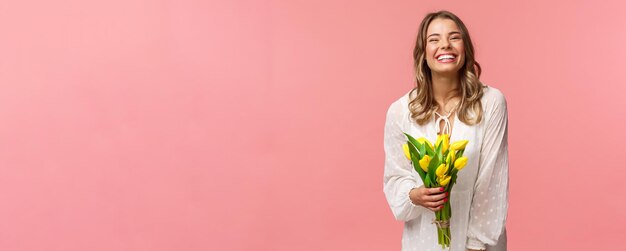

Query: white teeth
<box><xmin>437</xmin><ymin>55</ymin><xmax>455</xmax><ymax>60</ymax></box>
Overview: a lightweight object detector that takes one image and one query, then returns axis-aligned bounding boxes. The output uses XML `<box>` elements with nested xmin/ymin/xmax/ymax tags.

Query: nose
<box><xmin>440</xmin><ymin>39</ymin><xmax>451</xmax><ymax>49</ymax></box>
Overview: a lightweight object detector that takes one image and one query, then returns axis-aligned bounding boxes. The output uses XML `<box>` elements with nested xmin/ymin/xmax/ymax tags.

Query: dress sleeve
<box><xmin>383</xmin><ymin>101</ymin><xmax>427</xmax><ymax>222</ymax></box>
<box><xmin>466</xmin><ymin>94</ymin><xmax>510</xmax><ymax>250</ymax></box>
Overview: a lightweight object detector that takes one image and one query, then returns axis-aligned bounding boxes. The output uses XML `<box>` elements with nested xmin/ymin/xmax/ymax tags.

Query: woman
<box><xmin>383</xmin><ymin>11</ymin><xmax>508</xmax><ymax>251</ymax></box>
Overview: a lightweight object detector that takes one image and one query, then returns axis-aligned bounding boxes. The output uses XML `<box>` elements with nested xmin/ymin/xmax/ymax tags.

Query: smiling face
<box><xmin>424</xmin><ymin>18</ymin><xmax>466</xmax><ymax>77</ymax></box>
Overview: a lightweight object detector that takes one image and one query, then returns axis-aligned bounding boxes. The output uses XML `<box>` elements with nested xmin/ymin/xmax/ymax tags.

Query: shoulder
<box><xmin>481</xmin><ymin>85</ymin><xmax>507</xmax><ymax>112</ymax></box>
<box><xmin>386</xmin><ymin>90</ymin><xmax>411</xmax><ymax>117</ymax></box>
<box><xmin>384</xmin><ymin>90</ymin><xmax>413</xmax><ymax>128</ymax></box>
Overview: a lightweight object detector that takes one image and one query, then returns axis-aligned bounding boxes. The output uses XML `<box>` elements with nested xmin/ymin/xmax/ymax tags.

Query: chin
<box><xmin>432</xmin><ymin>67</ymin><xmax>462</xmax><ymax>76</ymax></box>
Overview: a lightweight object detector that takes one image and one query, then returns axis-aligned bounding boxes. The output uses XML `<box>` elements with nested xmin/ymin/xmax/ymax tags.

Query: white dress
<box><xmin>383</xmin><ymin>86</ymin><xmax>509</xmax><ymax>251</ymax></box>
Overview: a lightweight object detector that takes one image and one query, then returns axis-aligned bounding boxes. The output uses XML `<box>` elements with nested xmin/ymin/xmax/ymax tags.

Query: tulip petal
<box><xmin>419</xmin><ymin>155</ymin><xmax>431</xmax><ymax>172</ymax></box>
<box><xmin>450</xmin><ymin>140</ymin><xmax>469</xmax><ymax>151</ymax></box>
<box><xmin>454</xmin><ymin>156</ymin><xmax>468</xmax><ymax>170</ymax></box>
<box><xmin>436</xmin><ymin>164</ymin><xmax>448</xmax><ymax>178</ymax></box>
<box><xmin>439</xmin><ymin>175</ymin><xmax>451</xmax><ymax>186</ymax></box>
<box><xmin>402</xmin><ymin>144</ymin><xmax>411</xmax><ymax>160</ymax></box>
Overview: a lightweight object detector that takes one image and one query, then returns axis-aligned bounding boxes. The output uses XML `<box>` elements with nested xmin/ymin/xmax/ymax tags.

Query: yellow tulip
<box><xmin>417</xmin><ymin>137</ymin><xmax>434</xmax><ymax>149</ymax></box>
<box><xmin>435</xmin><ymin>164</ymin><xmax>448</xmax><ymax>178</ymax></box>
<box><xmin>450</xmin><ymin>140</ymin><xmax>469</xmax><ymax>151</ymax></box>
<box><xmin>402</xmin><ymin>144</ymin><xmax>411</xmax><ymax>160</ymax></box>
<box><xmin>435</xmin><ymin>134</ymin><xmax>444</xmax><ymax>147</ymax></box>
<box><xmin>454</xmin><ymin>156</ymin><xmax>468</xmax><ymax>170</ymax></box>
<box><xmin>418</xmin><ymin>155</ymin><xmax>431</xmax><ymax>172</ymax></box>
<box><xmin>446</xmin><ymin>150</ymin><xmax>456</xmax><ymax>164</ymax></box>
<box><xmin>439</xmin><ymin>175</ymin><xmax>451</xmax><ymax>186</ymax></box>
<box><xmin>436</xmin><ymin>134</ymin><xmax>449</xmax><ymax>153</ymax></box>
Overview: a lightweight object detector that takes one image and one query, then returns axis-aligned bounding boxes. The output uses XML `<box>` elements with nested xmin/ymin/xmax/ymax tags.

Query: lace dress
<box><xmin>383</xmin><ymin>86</ymin><xmax>509</xmax><ymax>251</ymax></box>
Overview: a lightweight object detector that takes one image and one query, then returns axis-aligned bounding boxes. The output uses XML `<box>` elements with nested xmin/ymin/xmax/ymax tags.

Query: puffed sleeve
<box><xmin>466</xmin><ymin>92</ymin><xmax>509</xmax><ymax>250</ymax></box>
<box><xmin>383</xmin><ymin>101</ymin><xmax>427</xmax><ymax>222</ymax></box>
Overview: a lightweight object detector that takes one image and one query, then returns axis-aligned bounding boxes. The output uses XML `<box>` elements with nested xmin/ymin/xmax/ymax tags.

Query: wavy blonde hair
<box><xmin>409</xmin><ymin>10</ymin><xmax>485</xmax><ymax>125</ymax></box>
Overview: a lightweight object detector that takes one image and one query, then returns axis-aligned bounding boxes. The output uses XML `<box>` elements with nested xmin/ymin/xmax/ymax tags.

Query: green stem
<box><xmin>438</xmin><ymin>227</ymin><xmax>442</xmax><ymax>244</ymax></box>
<box><xmin>436</xmin><ymin>210</ymin><xmax>441</xmax><ymax>244</ymax></box>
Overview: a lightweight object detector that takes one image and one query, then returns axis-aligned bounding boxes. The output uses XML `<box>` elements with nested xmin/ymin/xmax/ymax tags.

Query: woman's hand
<box><xmin>409</xmin><ymin>185</ymin><xmax>448</xmax><ymax>212</ymax></box>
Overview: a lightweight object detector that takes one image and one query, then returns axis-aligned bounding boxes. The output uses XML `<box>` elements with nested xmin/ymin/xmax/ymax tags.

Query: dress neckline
<box><xmin>434</xmin><ymin>107</ymin><xmax>457</xmax><ymax>136</ymax></box>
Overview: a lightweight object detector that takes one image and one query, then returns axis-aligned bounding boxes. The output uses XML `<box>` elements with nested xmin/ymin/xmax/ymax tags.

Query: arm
<box><xmin>382</xmin><ymin>101</ymin><xmax>426</xmax><ymax>221</ymax></box>
<box><xmin>466</xmin><ymin>94</ymin><xmax>509</xmax><ymax>250</ymax></box>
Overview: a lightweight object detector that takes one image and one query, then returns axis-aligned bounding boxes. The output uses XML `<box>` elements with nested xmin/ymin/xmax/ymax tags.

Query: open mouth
<box><xmin>436</xmin><ymin>54</ymin><xmax>456</xmax><ymax>63</ymax></box>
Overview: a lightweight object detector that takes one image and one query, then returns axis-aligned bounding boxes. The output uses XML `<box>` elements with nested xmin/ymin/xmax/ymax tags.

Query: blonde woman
<box><xmin>383</xmin><ymin>11</ymin><xmax>508</xmax><ymax>251</ymax></box>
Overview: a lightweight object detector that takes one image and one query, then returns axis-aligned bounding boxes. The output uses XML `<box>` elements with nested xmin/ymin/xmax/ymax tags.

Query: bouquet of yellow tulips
<box><xmin>402</xmin><ymin>133</ymin><xmax>469</xmax><ymax>249</ymax></box>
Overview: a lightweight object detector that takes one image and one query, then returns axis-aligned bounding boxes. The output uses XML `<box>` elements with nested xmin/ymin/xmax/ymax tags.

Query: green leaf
<box><xmin>435</xmin><ymin>139</ymin><xmax>443</xmax><ymax>154</ymax></box>
<box><xmin>407</xmin><ymin>142</ymin><xmax>427</xmax><ymax>181</ymax></box>
<box><xmin>437</xmin><ymin>150</ymin><xmax>443</xmax><ymax>165</ymax></box>
<box><xmin>403</xmin><ymin>133</ymin><xmax>423</xmax><ymax>158</ymax></box>
<box><xmin>449</xmin><ymin>170</ymin><xmax>458</xmax><ymax>190</ymax></box>
<box><xmin>404</xmin><ymin>133</ymin><xmax>427</xmax><ymax>182</ymax></box>
<box><xmin>427</xmin><ymin>153</ymin><xmax>440</xmax><ymax>186</ymax></box>
<box><xmin>424</xmin><ymin>141</ymin><xmax>435</xmax><ymax>156</ymax></box>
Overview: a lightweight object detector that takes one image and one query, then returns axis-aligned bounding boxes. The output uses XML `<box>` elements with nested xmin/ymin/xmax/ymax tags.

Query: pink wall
<box><xmin>1</xmin><ymin>0</ymin><xmax>625</xmax><ymax>250</ymax></box>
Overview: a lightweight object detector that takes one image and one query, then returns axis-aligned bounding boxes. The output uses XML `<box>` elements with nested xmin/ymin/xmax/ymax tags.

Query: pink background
<box><xmin>1</xmin><ymin>0</ymin><xmax>625</xmax><ymax>250</ymax></box>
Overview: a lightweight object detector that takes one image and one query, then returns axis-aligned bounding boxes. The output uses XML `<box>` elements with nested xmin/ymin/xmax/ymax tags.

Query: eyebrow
<box><xmin>427</xmin><ymin>31</ymin><xmax>462</xmax><ymax>38</ymax></box>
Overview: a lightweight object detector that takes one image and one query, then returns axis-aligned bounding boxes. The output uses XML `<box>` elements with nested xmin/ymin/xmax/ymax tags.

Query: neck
<box><xmin>431</xmin><ymin>72</ymin><xmax>460</xmax><ymax>105</ymax></box>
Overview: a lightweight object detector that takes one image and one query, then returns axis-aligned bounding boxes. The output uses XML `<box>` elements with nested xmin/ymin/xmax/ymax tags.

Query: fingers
<box><xmin>427</xmin><ymin>205</ymin><xmax>443</xmax><ymax>212</ymax></box>
<box><xmin>426</xmin><ymin>200</ymin><xmax>447</xmax><ymax>212</ymax></box>
<box><xmin>423</xmin><ymin>188</ymin><xmax>447</xmax><ymax>202</ymax></box>
<box><xmin>427</xmin><ymin>187</ymin><xmax>446</xmax><ymax>195</ymax></box>
<box><xmin>427</xmin><ymin>191</ymin><xmax>448</xmax><ymax>202</ymax></box>
<box><xmin>423</xmin><ymin>187</ymin><xmax>448</xmax><ymax>212</ymax></box>
<box><xmin>425</xmin><ymin>199</ymin><xmax>446</xmax><ymax>212</ymax></box>
<box><xmin>413</xmin><ymin>186</ymin><xmax>450</xmax><ymax>212</ymax></box>
<box><xmin>424</xmin><ymin>197</ymin><xmax>447</xmax><ymax>208</ymax></box>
